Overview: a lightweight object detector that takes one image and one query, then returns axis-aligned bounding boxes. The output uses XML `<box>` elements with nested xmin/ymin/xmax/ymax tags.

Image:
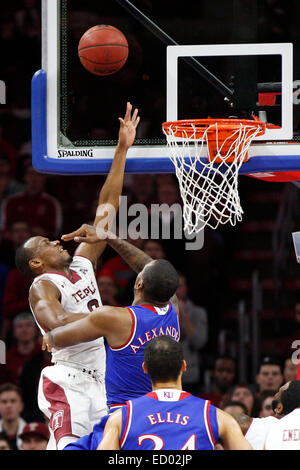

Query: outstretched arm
<box><xmin>73</xmin><ymin>102</ymin><xmax>140</xmax><ymax>270</ymax></box>
<box><xmin>62</xmin><ymin>227</ymin><xmax>180</xmax><ymax>314</ymax></box>
<box><xmin>42</xmin><ymin>304</ymin><xmax>133</xmax><ymax>350</ymax></box>
<box><xmin>64</xmin><ymin>227</ymin><xmax>153</xmax><ymax>273</ymax></box>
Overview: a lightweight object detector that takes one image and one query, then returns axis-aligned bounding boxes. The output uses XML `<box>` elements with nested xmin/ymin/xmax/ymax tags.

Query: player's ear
<box><xmin>29</xmin><ymin>257</ymin><xmax>43</xmax><ymax>272</ymax></box>
<box><xmin>181</xmin><ymin>360</ymin><xmax>187</xmax><ymax>373</ymax></box>
<box><xmin>142</xmin><ymin>361</ymin><xmax>148</xmax><ymax>375</ymax></box>
<box><xmin>135</xmin><ymin>275</ymin><xmax>144</xmax><ymax>291</ymax></box>
<box><xmin>275</xmin><ymin>401</ymin><xmax>284</xmax><ymax>416</ymax></box>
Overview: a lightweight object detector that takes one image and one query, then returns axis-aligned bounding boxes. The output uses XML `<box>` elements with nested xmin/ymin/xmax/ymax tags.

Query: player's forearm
<box><xmin>107</xmin><ymin>235</ymin><xmax>153</xmax><ymax>273</ymax></box>
<box><xmin>97</xmin><ymin>143</ymin><xmax>128</xmax><ymax>210</ymax></box>
<box><xmin>57</xmin><ymin>312</ymin><xmax>88</xmax><ymax>326</ymax></box>
<box><xmin>48</xmin><ymin>316</ymin><xmax>100</xmax><ymax>347</ymax></box>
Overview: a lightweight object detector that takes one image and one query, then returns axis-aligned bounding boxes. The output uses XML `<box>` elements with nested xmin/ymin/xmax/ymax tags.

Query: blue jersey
<box><xmin>120</xmin><ymin>389</ymin><xmax>219</xmax><ymax>450</ymax></box>
<box><xmin>105</xmin><ymin>303</ymin><xmax>180</xmax><ymax>408</ymax></box>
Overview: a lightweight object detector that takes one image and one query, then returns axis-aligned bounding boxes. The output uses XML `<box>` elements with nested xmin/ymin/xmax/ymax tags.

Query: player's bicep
<box><xmin>29</xmin><ymin>281</ymin><xmax>65</xmax><ymax>331</ymax></box>
<box><xmin>97</xmin><ymin>410</ymin><xmax>122</xmax><ymax>450</ymax></box>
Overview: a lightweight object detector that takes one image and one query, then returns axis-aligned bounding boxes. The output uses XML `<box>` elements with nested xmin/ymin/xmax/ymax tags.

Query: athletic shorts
<box><xmin>38</xmin><ymin>363</ymin><xmax>108</xmax><ymax>450</ymax></box>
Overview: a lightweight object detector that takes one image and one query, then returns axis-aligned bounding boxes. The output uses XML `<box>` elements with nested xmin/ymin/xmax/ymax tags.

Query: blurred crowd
<box><xmin>0</xmin><ymin>0</ymin><xmax>299</xmax><ymax>451</ymax></box>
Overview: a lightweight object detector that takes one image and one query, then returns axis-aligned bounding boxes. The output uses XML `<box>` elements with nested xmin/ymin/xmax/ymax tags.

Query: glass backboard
<box><xmin>32</xmin><ymin>0</ymin><xmax>300</xmax><ymax>179</ymax></box>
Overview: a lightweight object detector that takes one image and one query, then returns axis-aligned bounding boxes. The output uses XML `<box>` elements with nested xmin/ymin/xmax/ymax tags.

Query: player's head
<box><xmin>15</xmin><ymin>236</ymin><xmax>72</xmax><ymax>277</ymax></box>
<box><xmin>273</xmin><ymin>380</ymin><xmax>300</xmax><ymax>417</ymax></box>
<box><xmin>134</xmin><ymin>259</ymin><xmax>179</xmax><ymax>304</ymax></box>
<box><xmin>143</xmin><ymin>336</ymin><xmax>186</xmax><ymax>386</ymax></box>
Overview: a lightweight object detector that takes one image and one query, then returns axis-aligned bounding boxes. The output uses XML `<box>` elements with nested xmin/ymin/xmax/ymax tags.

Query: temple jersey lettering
<box><xmin>105</xmin><ymin>303</ymin><xmax>180</xmax><ymax>408</ymax></box>
<box><xmin>29</xmin><ymin>255</ymin><xmax>105</xmax><ymax>372</ymax></box>
<box><xmin>120</xmin><ymin>389</ymin><xmax>219</xmax><ymax>450</ymax></box>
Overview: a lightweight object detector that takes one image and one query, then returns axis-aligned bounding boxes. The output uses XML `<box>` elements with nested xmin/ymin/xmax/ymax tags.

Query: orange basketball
<box><xmin>78</xmin><ymin>25</ymin><xmax>129</xmax><ymax>76</ymax></box>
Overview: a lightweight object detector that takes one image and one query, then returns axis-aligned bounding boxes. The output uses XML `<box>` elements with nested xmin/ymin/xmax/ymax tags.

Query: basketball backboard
<box><xmin>32</xmin><ymin>0</ymin><xmax>300</xmax><ymax>179</ymax></box>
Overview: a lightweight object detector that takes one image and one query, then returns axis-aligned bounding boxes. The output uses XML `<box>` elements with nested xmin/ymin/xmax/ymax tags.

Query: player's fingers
<box><xmin>73</xmin><ymin>235</ymin><xmax>99</xmax><ymax>243</ymax></box>
<box><xmin>74</xmin><ymin>236</ymin><xmax>88</xmax><ymax>243</ymax></box>
<box><xmin>61</xmin><ymin>225</ymin><xmax>86</xmax><ymax>241</ymax></box>
<box><xmin>132</xmin><ymin>109</ymin><xmax>139</xmax><ymax>126</ymax></box>
<box><xmin>134</xmin><ymin>116</ymin><xmax>141</xmax><ymax>128</ymax></box>
<box><xmin>132</xmin><ymin>108</ymin><xmax>138</xmax><ymax>121</ymax></box>
<box><xmin>124</xmin><ymin>101</ymin><xmax>132</xmax><ymax>121</ymax></box>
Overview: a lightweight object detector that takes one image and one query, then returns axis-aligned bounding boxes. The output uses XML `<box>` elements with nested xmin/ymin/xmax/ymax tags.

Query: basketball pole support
<box><xmin>114</xmin><ymin>0</ymin><xmax>233</xmax><ymax>103</ymax></box>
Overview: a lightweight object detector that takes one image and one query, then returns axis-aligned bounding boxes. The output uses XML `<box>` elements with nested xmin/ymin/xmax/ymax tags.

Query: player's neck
<box><xmin>133</xmin><ymin>296</ymin><xmax>168</xmax><ymax>308</ymax></box>
<box><xmin>43</xmin><ymin>264</ymin><xmax>72</xmax><ymax>278</ymax></box>
<box><xmin>153</xmin><ymin>385</ymin><xmax>181</xmax><ymax>391</ymax></box>
<box><xmin>152</xmin><ymin>379</ymin><xmax>182</xmax><ymax>391</ymax></box>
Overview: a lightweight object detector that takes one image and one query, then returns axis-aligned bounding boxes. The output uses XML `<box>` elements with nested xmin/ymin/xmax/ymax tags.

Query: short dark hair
<box><xmin>0</xmin><ymin>383</ymin><xmax>23</xmax><ymax>400</ymax></box>
<box><xmin>144</xmin><ymin>336</ymin><xmax>183</xmax><ymax>383</ymax></box>
<box><xmin>15</xmin><ymin>240</ymin><xmax>34</xmax><ymax>277</ymax></box>
<box><xmin>257</xmin><ymin>356</ymin><xmax>283</xmax><ymax>374</ymax></box>
<box><xmin>142</xmin><ymin>259</ymin><xmax>179</xmax><ymax>303</ymax></box>
<box><xmin>223</xmin><ymin>401</ymin><xmax>248</xmax><ymax>414</ymax></box>
<box><xmin>280</xmin><ymin>380</ymin><xmax>300</xmax><ymax>415</ymax></box>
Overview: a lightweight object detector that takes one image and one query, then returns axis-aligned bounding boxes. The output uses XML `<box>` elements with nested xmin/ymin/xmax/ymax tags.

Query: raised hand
<box><xmin>118</xmin><ymin>102</ymin><xmax>140</xmax><ymax>150</ymax></box>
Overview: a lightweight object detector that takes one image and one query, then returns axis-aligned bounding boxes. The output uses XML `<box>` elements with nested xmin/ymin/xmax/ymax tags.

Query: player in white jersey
<box><xmin>264</xmin><ymin>380</ymin><xmax>300</xmax><ymax>450</ymax></box>
<box><xmin>14</xmin><ymin>103</ymin><xmax>140</xmax><ymax>450</ymax></box>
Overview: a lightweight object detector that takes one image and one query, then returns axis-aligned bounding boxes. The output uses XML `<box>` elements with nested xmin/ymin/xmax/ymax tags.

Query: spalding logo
<box><xmin>58</xmin><ymin>149</ymin><xmax>94</xmax><ymax>158</ymax></box>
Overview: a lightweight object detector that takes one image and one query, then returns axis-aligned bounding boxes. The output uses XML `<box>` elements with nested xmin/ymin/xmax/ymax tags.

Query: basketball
<box><xmin>78</xmin><ymin>25</ymin><xmax>129</xmax><ymax>76</ymax></box>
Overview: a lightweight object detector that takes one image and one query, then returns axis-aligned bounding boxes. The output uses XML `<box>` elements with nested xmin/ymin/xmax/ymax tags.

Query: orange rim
<box><xmin>162</xmin><ymin>117</ymin><xmax>266</xmax><ymax>139</ymax></box>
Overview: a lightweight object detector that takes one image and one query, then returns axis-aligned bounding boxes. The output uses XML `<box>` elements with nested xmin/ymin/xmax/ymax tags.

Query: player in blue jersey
<box><xmin>98</xmin><ymin>335</ymin><xmax>252</xmax><ymax>450</ymax></box>
<box><xmin>42</xmin><ymin>227</ymin><xmax>180</xmax><ymax>449</ymax></box>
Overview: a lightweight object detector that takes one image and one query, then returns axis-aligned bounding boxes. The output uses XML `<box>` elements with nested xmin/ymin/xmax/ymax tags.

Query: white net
<box><xmin>163</xmin><ymin>120</ymin><xmax>265</xmax><ymax>234</ymax></box>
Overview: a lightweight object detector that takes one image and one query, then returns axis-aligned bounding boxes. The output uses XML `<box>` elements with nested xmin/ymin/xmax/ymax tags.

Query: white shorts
<box><xmin>38</xmin><ymin>363</ymin><xmax>108</xmax><ymax>450</ymax></box>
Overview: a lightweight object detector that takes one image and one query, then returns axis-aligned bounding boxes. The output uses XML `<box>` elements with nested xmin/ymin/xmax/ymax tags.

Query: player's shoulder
<box><xmin>71</xmin><ymin>254</ymin><xmax>94</xmax><ymax>271</ymax></box>
<box><xmin>29</xmin><ymin>277</ymin><xmax>61</xmax><ymax>298</ymax></box>
<box><xmin>249</xmin><ymin>416</ymin><xmax>278</xmax><ymax>432</ymax></box>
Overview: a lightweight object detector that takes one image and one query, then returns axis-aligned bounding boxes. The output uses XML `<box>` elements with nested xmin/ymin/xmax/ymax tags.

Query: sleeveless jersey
<box><xmin>29</xmin><ymin>255</ymin><xmax>105</xmax><ymax>372</ymax></box>
<box><xmin>105</xmin><ymin>303</ymin><xmax>180</xmax><ymax>408</ymax></box>
<box><xmin>120</xmin><ymin>389</ymin><xmax>219</xmax><ymax>450</ymax></box>
<box><xmin>245</xmin><ymin>416</ymin><xmax>278</xmax><ymax>450</ymax></box>
<box><xmin>264</xmin><ymin>408</ymin><xmax>300</xmax><ymax>450</ymax></box>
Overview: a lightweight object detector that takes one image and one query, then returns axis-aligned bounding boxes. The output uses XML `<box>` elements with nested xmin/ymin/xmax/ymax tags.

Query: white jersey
<box><xmin>30</xmin><ymin>255</ymin><xmax>105</xmax><ymax>372</ymax></box>
<box><xmin>245</xmin><ymin>416</ymin><xmax>278</xmax><ymax>450</ymax></box>
<box><xmin>264</xmin><ymin>408</ymin><xmax>300</xmax><ymax>450</ymax></box>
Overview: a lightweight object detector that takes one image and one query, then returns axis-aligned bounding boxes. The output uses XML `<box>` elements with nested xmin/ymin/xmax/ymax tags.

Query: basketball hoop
<box><xmin>162</xmin><ymin>117</ymin><xmax>266</xmax><ymax>233</ymax></box>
